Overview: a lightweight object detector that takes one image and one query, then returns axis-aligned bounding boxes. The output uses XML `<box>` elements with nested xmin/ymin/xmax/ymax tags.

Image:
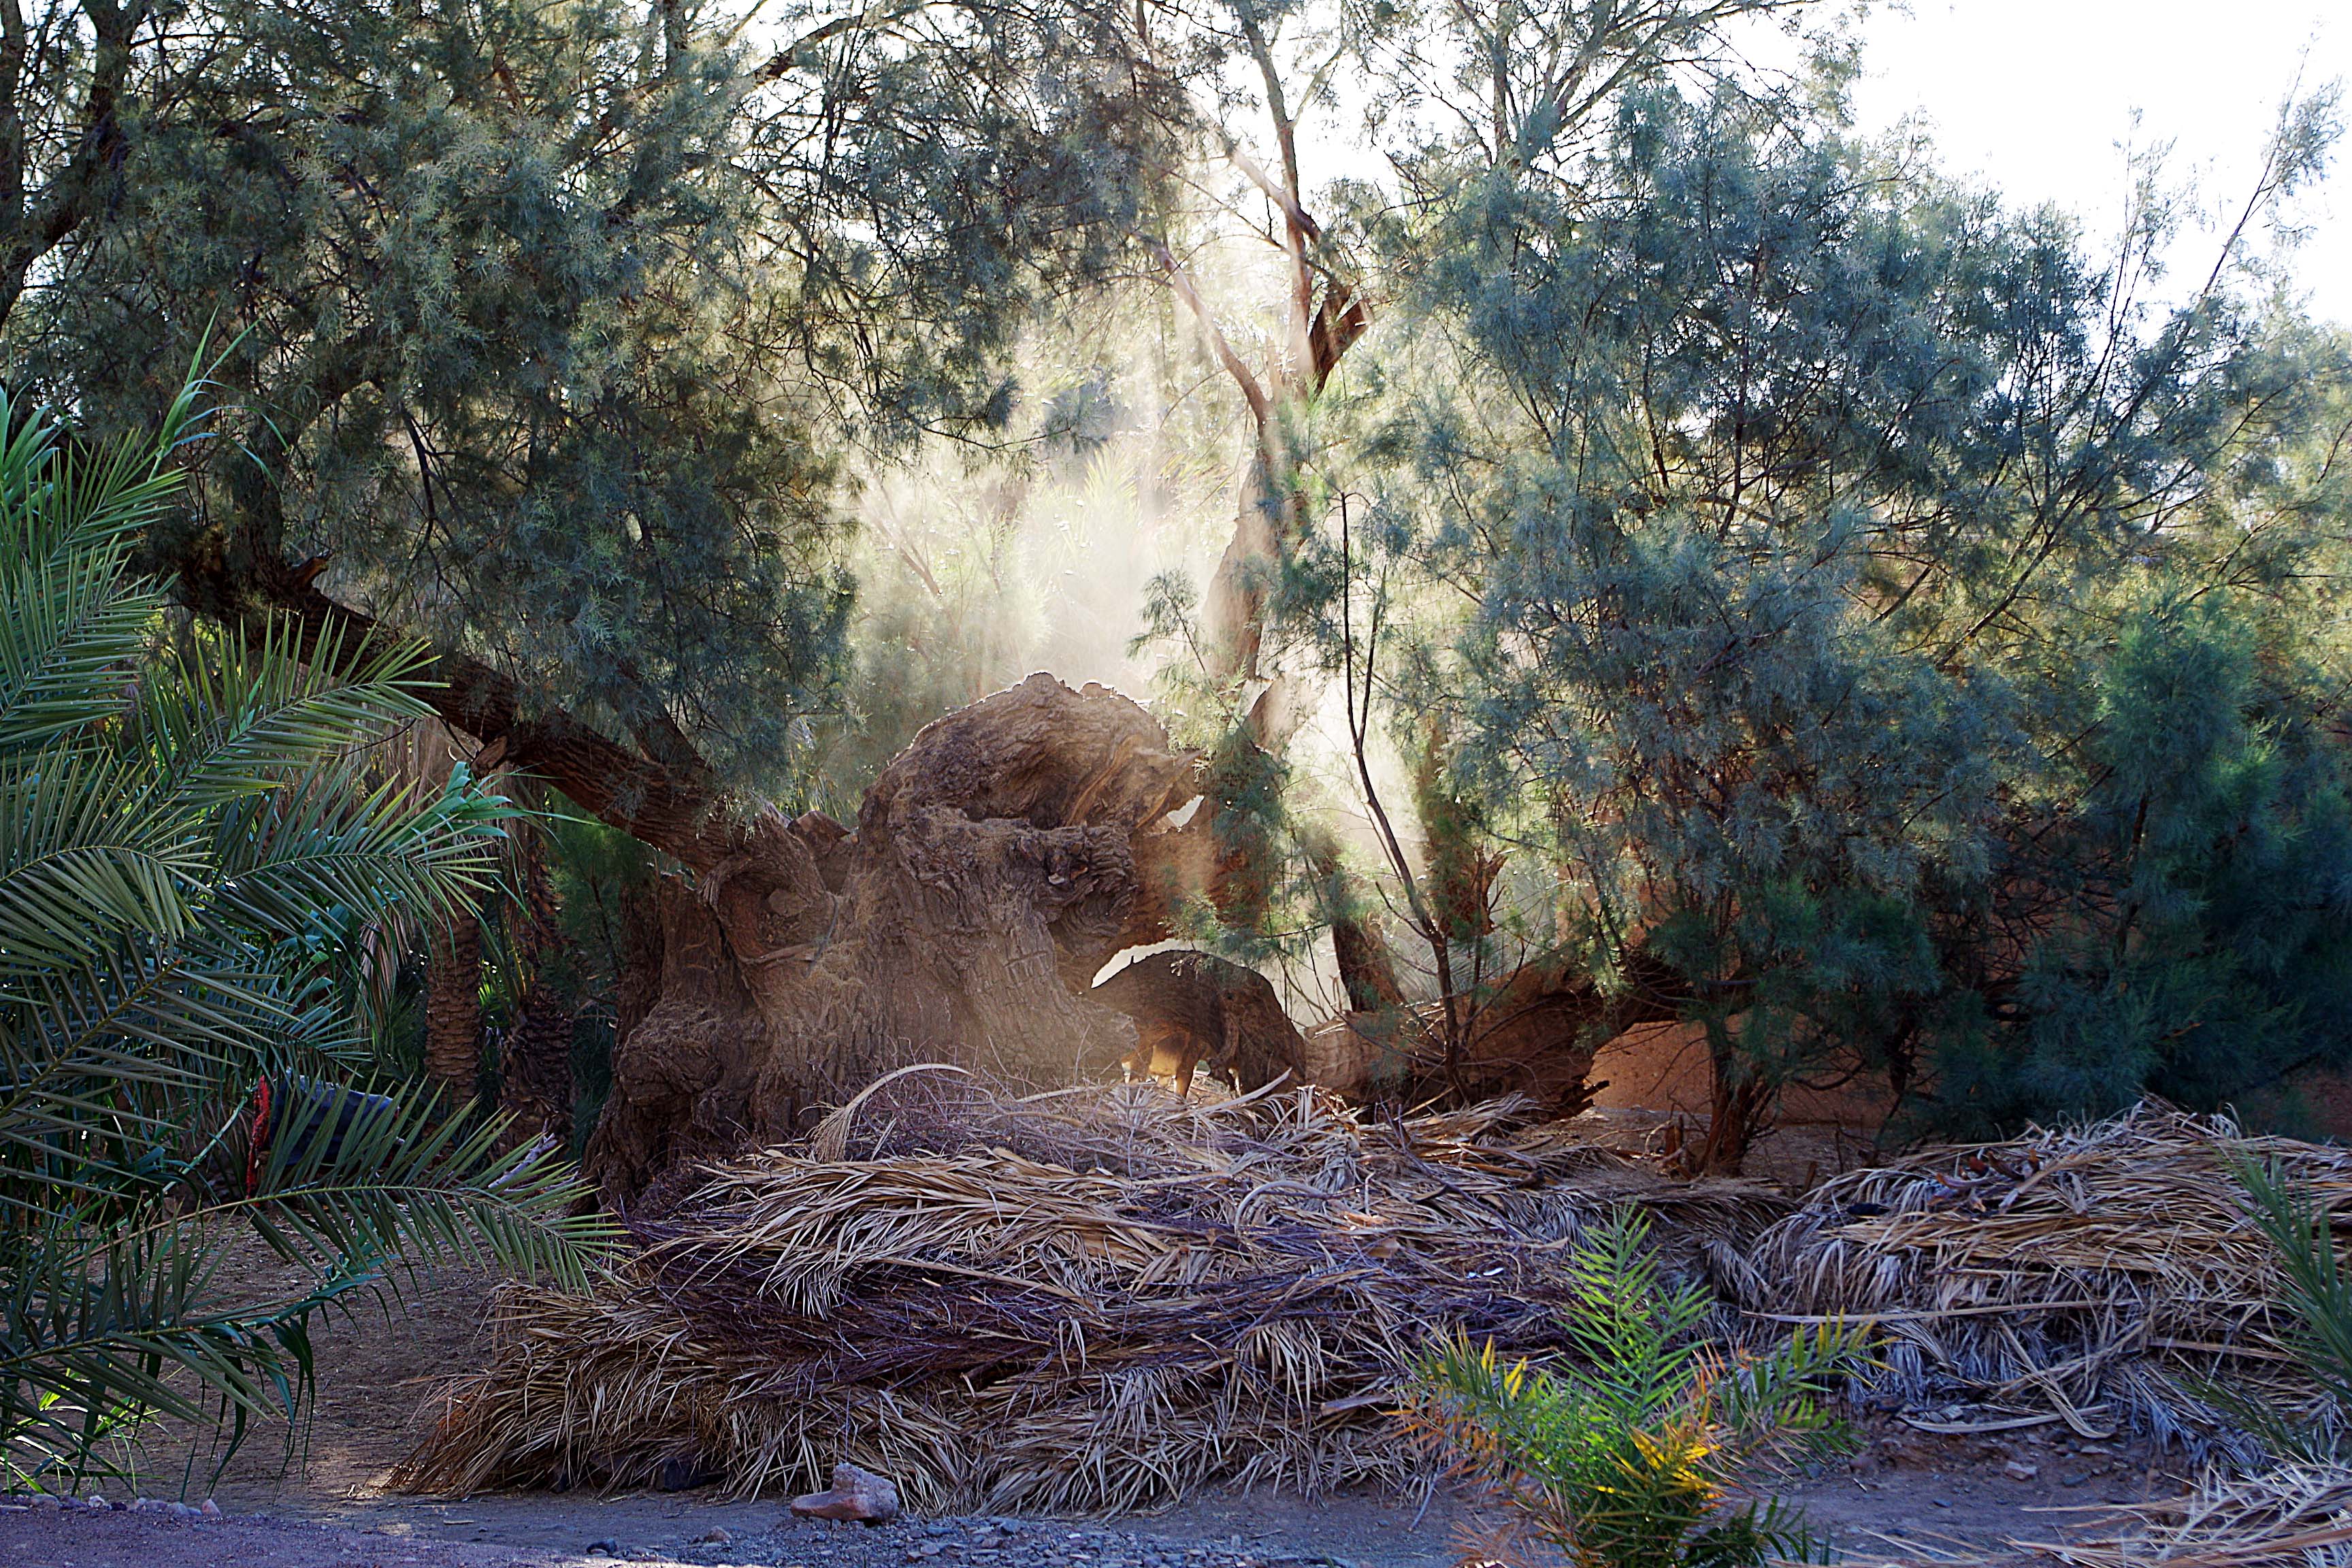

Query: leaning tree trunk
<box><xmin>212</xmin><ymin>566</ymin><xmax>1626</xmax><ymax>1203</ymax></box>
<box><xmin>203</xmin><ymin>566</ymin><xmax>1224</xmax><ymax>1202</ymax></box>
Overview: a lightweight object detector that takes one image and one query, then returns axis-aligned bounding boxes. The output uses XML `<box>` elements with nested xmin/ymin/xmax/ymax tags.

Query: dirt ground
<box><xmin>0</xmin><ymin>1249</ymin><xmax>2193</xmax><ymax>1568</ymax></box>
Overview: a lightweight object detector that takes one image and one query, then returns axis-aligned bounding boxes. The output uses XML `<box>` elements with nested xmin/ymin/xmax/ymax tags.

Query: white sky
<box><xmin>1840</xmin><ymin>0</ymin><xmax>2352</xmax><ymax>324</ymax></box>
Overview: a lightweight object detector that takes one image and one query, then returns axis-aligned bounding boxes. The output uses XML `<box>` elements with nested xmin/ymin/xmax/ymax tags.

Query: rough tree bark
<box><xmin>423</xmin><ymin>912</ymin><xmax>483</xmax><ymax>1096</ymax></box>
<box><xmin>185</xmin><ymin>568</ymin><xmax>1224</xmax><ymax>1194</ymax></box>
<box><xmin>496</xmin><ymin>821</ymin><xmax>576</xmax><ymax>1145</ymax></box>
<box><xmin>581</xmin><ymin>674</ymin><xmax>1215</xmax><ymax>1203</ymax></box>
<box><xmin>208</xmin><ymin>565</ymin><xmax>1631</xmax><ymax>1196</ymax></box>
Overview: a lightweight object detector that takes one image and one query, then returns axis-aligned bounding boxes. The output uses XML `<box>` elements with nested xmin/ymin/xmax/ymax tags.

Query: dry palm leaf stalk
<box><xmin>1737</xmin><ymin>1103</ymin><xmax>2352</xmax><ymax>1449</ymax></box>
<box><xmin>397</xmin><ymin>1075</ymin><xmax>1783</xmax><ymax>1514</ymax></box>
<box><xmin>2023</xmin><ymin>1465</ymin><xmax>2352</xmax><ymax>1568</ymax></box>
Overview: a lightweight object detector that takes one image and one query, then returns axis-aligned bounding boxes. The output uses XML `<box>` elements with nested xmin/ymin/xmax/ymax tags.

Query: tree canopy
<box><xmin>1309</xmin><ymin>76</ymin><xmax>2352</xmax><ymax>1150</ymax></box>
<box><xmin>3</xmin><ymin>0</ymin><xmax>2350</xmax><ymax>1162</ymax></box>
<box><xmin>1</xmin><ymin>0</ymin><xmax>1185</xmax><ymax>802</ymax></box>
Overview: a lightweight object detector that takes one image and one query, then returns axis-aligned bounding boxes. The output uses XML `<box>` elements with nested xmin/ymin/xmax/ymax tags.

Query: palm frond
<box><xmin>0</xmin><ymin>938</ymin><xmax>294</xmax><ymax>1200</ymax></box>
<box><xmin>0</xmin><ymin>751</ymin><xmax>210</xmax><ymax>975</ymax></box>
<box><xmin>206</xmin><ymin>757</ymin><xmax>511</xmax><ymax>938</ymax></box>
<box><xmin>1407</xmin><ymin>1207</ymin><xmax>1867</xmax><ymax>1568</ymax></box>
<box><xmin>0</xmin><ymin>378</ymin><xmax>202</xmax><ymax>760</ymax></box>
<box><xmin>0</xmin><ymin>537</ymin><xmax>158</xmax><ymax>757</ymax></box>
<box><xmin>0</xmin><ymin>377</ymin><xmax>617</xmax><ymax>1484</ymax></box>
<box><xmin>233</xmin><ymin>1077</ymin><xmax>615</xmax><ymax>1293</ymax></box>
<box><xmin>0</xmin><ymin>1216</ymin><xmax>372</xmax><ymax>1484</ymax></box>
<box><xmin>142</xmin><ymin>621</ymin><xmax>445</xmax><ymax>806</ymax></box>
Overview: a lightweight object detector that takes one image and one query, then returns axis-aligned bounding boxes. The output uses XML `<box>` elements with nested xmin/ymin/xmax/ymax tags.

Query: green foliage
<box><xmin>3</xmin><ymin>0</ymin><xmax>1185</xmax><ymax>788</ymax></box>
<box><xmin>2208</xmin><ymin>1158</ymin><xmax>2352</xmax><ymax>1461</ymax></box>
<box><xmin>1407</xmin><ymin>1209</ymin><xmax>1867</xmax><ymax>1568</ymax></box>
<box><xmin>1316</xmin><ymin>69</ymin><xmax>2352</xmax><ymax>1148</ymax></box>
<box><xmin>0</xmin><ymin>385</ymin><xmax>616</xmax><ymax>1489</ymax></box>
<box><xmin>538</xmin><ymin>811</ymin><xmax>658</xmax><ymax>1155</ymax></box>
<box><xmin>1935</xmin><ymin>601</ymin><xmax>2352</xmax><ymax>1134</ymax></box>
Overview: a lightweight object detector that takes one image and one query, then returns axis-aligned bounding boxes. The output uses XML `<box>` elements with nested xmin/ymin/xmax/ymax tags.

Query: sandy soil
<box><xmin>0</xmin><ymin>1254</ymin><xmax>2191</xmax><ymax>1568</ymax></box>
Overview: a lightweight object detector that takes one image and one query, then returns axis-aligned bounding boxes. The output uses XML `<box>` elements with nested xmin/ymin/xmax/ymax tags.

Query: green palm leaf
<box><xmin>0</xmin><ymin>379</ymin><xmax>203</xmax><ymax>755</ymax></box>
<box><xmin>0</xmin><ymin>376</ymin><xmax>617</xmax><ymax>1488</ymax></box>
<box><xmin>206</xmin><ymin>760</ymin><xmax>512</xmax><ymax>938</ymax></box>
<box><xmin>0</xmin><ymin>750</ymin><xmax>210</xmax><ymax>975</ymax></box>
<box><xmin>142</xmin><ymin>622</ymin><xmax>446</xmax><ymax>806</ymax></box>
<box><xmin>1408</xmin><ymin>1209</ymin><xmax>1869</xmax><ymax>1568</ymax></box>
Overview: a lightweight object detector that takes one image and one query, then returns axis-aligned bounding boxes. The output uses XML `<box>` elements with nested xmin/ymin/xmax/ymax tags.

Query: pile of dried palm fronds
<box><xmin>1737</xmin><ymin>1102</ymin><xmax>2352</xmax><ymax>1448</ymax></box>
<box><xmin>397</xmin><ymin>1073</ymin><xmax>1784</xmax><ymax>1514</ymax></box>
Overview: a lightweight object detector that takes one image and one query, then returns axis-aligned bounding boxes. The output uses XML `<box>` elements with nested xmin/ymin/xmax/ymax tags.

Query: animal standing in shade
<box><xmin>1090</xmin><ymin>950</ymin><xmax>1306</xmax><ymax>1097</ymax></box>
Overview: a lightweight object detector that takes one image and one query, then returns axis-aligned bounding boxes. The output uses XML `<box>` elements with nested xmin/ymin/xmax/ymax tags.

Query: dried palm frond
<box><xmin>397</xmin><ymin>1079</ymin><xmax>1786</xmax><ymax>1514</ymax></box>
<box><xmin>2027</xmin><ymin>1465</ymin><xmax>2352</xmax><ymax>1568</ymax></box>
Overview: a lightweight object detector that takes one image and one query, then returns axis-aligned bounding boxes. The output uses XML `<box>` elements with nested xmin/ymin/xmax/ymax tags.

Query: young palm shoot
<box><xmin>2200</xmin><ymin>1156</ymin><xmax>2352</xmax><ymax>1460</ymax></box>
<box><xmin>1407</xmin><ymin>1208</ymin><xmax>1867</xmax><ymax>1568</ymax></box>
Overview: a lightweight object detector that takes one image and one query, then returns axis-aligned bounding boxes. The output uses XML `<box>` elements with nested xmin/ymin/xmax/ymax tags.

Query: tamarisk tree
<box><xmin>0</xmin><ymin>0</ymin><xmax>1208</xmax><ymax>1181</ymax></box>
<box><xmin>1330</xmin><ymin>78</ymin><xmax>2352</xmax><ymax>1160</ymax></box>
<box><xmin>1127</xmin><ymin>0</ymin><xmax>1818</xmax><ymax>1043</ymax></box>
<box><xmin>4</xmin><ymin>0</ymin><xmax>1181</xmax><ymax>781</ymax></box>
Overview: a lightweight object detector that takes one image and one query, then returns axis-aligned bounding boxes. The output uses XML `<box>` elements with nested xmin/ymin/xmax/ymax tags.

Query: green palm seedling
<box><xmin>2191</xmin><ymin>1156</ymin><xmax>2352</xmax><ymax>1460</ymax></box>
<box><xmin>0</xmin><ymin>380</ymin><xmax>617</xmax><ymax>1490</ymax></box>
<box><xmin>1407</xmin><ymin>1208</ymin><xmax>1868</xmax><ymax>1568</ymax></box>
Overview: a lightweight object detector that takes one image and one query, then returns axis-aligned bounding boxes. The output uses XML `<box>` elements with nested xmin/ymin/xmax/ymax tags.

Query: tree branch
<box><xmin>1152</xmin><ymin>238</ymin><xmax>1275</xmax><ymax>444</ymax></box>
<box><xmin>193</xmin><ymin>561</ymin><xmax>742</xmax><ymax>872</ymax></box>
<box><xmin>0</xmin><ymin>0</ymin><xmax>147</xmax><ymax>325</ymax></box>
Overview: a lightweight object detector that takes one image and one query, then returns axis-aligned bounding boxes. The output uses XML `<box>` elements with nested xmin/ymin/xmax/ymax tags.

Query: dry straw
<box><xmin>2021</xmin><ymin>1465</ymin><xmax>2352</xmax><ymax>1568</ymax></box>
<box><xmin>1737</xmin><ymin>1103</ymin><xmax>2352</xmax><ymax>1449</ymax></box>
<box><xmin>397</xmin><ymin>1074</ymin><xmax>1784</xmax><ymax>1514</ymax></box>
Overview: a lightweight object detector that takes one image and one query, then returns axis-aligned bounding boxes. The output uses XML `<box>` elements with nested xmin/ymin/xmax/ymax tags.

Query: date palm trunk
<box><xmin>425</xmin><ymin>913</ymin><xmax>483</xmax><ymax>1099</ymax></box>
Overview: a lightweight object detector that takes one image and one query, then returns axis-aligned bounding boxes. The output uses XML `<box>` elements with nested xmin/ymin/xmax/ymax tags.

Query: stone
<box><xmin>692</xmin><ymin>1526</ymin><xmax>735</xmax><ymax>1546</ymax></box>
<box><xmin>789</xmin><ymin>1463</ymin><xmax>901</xmax><ymax>1526</ymax></box>
<box><xmin>201</xmin><ymin>1499</ymin><xmax>224</xmax><ymax>1518</ymax></box>
<box><xmin>2004</xmin><ymin>1460</ymin><xmax>2040</xmax><ymax>1481</ymax></box>
<box><xmin>586</xmin><ymin>1539</ymin><xmax>620</xmax><ymax>1556</ymax></box>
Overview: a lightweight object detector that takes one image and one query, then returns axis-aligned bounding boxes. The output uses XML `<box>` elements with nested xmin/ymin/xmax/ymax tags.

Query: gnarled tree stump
<box><xmin>585</xmin><ymin>675</ymin><xmax>1209</xmax><ymax>1203</ymax></box>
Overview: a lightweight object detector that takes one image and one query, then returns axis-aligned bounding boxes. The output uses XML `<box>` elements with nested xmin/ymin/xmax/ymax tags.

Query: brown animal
<box><xmin>1090</xmin><ymin>950</ymin><xmax>1306</xmax><ymax>1096</ymax></box>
